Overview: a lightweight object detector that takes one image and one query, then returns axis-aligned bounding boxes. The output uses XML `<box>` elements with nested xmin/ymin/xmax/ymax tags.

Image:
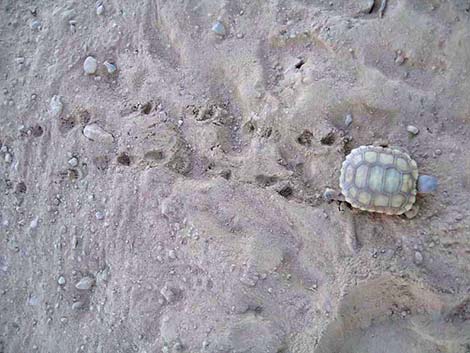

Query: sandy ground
<box><xmin>1</xmin><ymin>0</ymin><xmax>470</xmax><ymax>352</ymax></box>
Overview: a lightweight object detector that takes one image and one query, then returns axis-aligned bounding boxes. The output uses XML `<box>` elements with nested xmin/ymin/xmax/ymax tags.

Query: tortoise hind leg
<box><xmin>404</xmin><ymin>204</ymin><xmax>420</xmax><ymax>219</ymax></box>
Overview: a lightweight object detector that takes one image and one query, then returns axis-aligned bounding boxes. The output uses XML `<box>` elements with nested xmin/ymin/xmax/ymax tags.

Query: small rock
<box><xmin>434</xmin><ymin>149</ymin><xmax>442</xmax><ymax>156</ymax></box>
<box><xmin>168</xmin><ymin>249</ymin><xmax>177</xmax><ymax>259</ymax></box>
<box><xmin>414</xmin><ymin>251</ymin><xmax>424</xmax><ymax>265</ymax></box>
<box><xmin>30</xmin><ymin>19</ymin><xmax>42</xmax><ymax>31</ymax></box>
<box><xmin>50</xmin><ymin>95</ymin><xmax>63</xmax><ymax>117</ymax></box>
<box><xmin>160</xmin><ymin>285</ymin><xmax>176</xmax><ymax>303</ymax></box>
<box><xmin>72</xmin><ymin>301</ymin><xmax>83</xmax><ymax>310</ymax></box>
<box><xmin>58</xmin><ymin>276</ymin><xmax>66</xmax><ymax>285</ymax></box>
<box><xmin>406</xmin><ymin>125</ymin><xmax>419</xmax><ymax>135</ymax></box>
<box><xmin>68</xmin><ymin>157</ymin><xmax>78</xmax><ymax>167</ymax></box>
<box><xmin>83</xmin><ymin>56</ymin><xmax>98</xmax><ymax>75</ymax></box>
<box><xmin>211</xmin><ymin>21</ymin><xmax>226</xmax><ymax>36</ymax></box>
<box><xmin>95</xmin><ymin>211</ymin><xmax>105</xmax><ymax>220</ymax></box>
<box><xmin>395</xmin><ymin>51</ymin><xmax>406</xmax><ymax>65</ymax></box>
<box><xmin>4</xmin><ymin>153</ymin><xmax>12</xmax><ymax>164</ymax></box>
<box><xmin>75</xmin><ymin>276</ymin><xmax>95</xmax><ymax>290</ymax></box>
<box><xmin>96</xmin><ymin>4</ymin><xmax>105</xmax><ymax>16</ymax></box>
<box><xmin>103</xmin><ymin>61</ymin><xmax>116</xmax><ymax>74</ymax></box>
<box><xmin>83</xmin><ymin>124</ymin><xmax>114</xmax><ymax>144</ymax></box>
<box><xmin>344</xmin><ymin>114</ymin><xmax>353</xmax><ymax>127</ymax></box>
<box><xmin>30</xmin><ymin>216</ymin><xmax>39</xmax><ymax>230</ymax></box>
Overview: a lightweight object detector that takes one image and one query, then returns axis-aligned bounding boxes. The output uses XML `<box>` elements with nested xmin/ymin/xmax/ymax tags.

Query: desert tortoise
<box><xmin>325</xmin><ymin>145</ymin><xmax>438</xmax><ymax>217</ymax></box>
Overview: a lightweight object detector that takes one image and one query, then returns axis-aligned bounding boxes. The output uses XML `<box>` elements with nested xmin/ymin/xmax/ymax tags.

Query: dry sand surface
<box><xmin>1</xmin><ymin>0</ymin><xmax>470</xmax><ymax>352</ymax></box>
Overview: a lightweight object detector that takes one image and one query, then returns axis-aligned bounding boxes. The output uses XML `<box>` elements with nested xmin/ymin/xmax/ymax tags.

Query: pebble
<box><xmin>30</xmin><ymin>19</ymin><xmax>42</xmax><ymax>31</ymax></box>
<box><xmin>160</xmin><ymin>285</ymin><xmax>176</xmax><ymax>303</ymax></box>
<box><xmin>58</xmin><ymin>276</ymin><xmax>66</xmax><ymax>285</ymax></box>
<box><xmin>96</xmin><ymin>4</ymin><xmax>105</xmax><ymax>16</ymax></box>
<box><xmin>168</xmin><ymin>249</ymin><xmax>177</xmax><ymax>259</ymax></box>
<box><xmin>211</xmin><ymin>21</ymin><xmax>226</xmax><ymax>36</ymax></box>
<box><xmin>4</xmin><ymin>153</ymin><xmax>12</xmax><ymax>164</ymax></box>
<box><xmin>83</xmin><ymin>56</ymin><xmax>98</xmax><ymax>75</ymax></box>
<box><xmin>406</xmin><ymin>125</ymin><xmax>419</xmax><ymax>135</ymax></box>
<box><xmin>71</xmin><ymin>302</ymin><xmax>83</xmax><ymax>310</ymax></box>
<box><xmin>83</xmin><ymin>124</ymin><xmax>114</xmax><ymax>144</ymax></box>
<box><xmin>49</xmin><ymin>95</ymin><xmax>63</xmax><ymax>117</ymax></box>
<box><xmin>344</xmin><ymin>114</ymin><xmax>353</xmax><ymax>127</ymax></box>
<box><xmin>414</xmin><ymin>251</ymin><xmax>424</xmax><ymax>265</ymax></box>
<box><xmin>395</xmin><ymin>51</ymin><xmax>406</xmax><ymax>65</ymax></box>
<box><xmin>30</xmin><ymin>216</ymin><xmax>39</xmax><ymax>230</ymax></box>
<box><xmin>68</xmin><ymin>157</ymin><xmax>78</xmax><ymax>167</ymax></box>
<box><xmin>103</xmin><ymin>61</ymin><xmax>116</xmax><ymax>74</ymax></box>
<box><xmin>95</xmin><ymin>211</ymin><xmax>105</xmax><ymax>220</ymax></box>
<box><xmin>75</xmin><ymin>276</ymin><xmax>95</xmax><ymax>290</ymax></box>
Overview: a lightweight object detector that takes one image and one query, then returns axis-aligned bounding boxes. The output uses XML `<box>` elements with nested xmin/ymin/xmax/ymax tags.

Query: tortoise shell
<box><xmin>339</xmin><ymin>145</ymin><xmax>419</xmax><ymax>215</ymax></box>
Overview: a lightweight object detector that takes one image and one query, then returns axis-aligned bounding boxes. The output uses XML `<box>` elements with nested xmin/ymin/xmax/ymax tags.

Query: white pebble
<box><xmin>68</xmin><ymin>157</ymin><xmax>78</xmax><ymax>167</ymax></box>
<box><xmin>58</xmin><ymin>276</ymin><xmax>66</xmax><ymax>285</ymax></box>
<box><xmin>4</xmin><ymin>153</ymin><xmax>12</xmax><ymax>163</ymax></box>
<box><xmin>49</xmin><ymin>95</ymin><xmax>63</xmax><ymax>117</ymax></box>
<box><xmin>168</xmin><ymin>250</ymin><xmax>177</xmax><ymax>259</ymax></box>
<box><xmin>83</xmin><ymin>124</ymin><xmax>114</xmax><ymax>144</ymax></box>
<box><xmin>95</xmin><ymin>211</ymin><xmax>105</xmax><ymax>220</ymax></box>
<box><xmin>344</xmin><ymin>114</ymin><xmax>353</xmax><ymax>127</ymax></box>
<box><xmin>83</xmin><ymin>56</ymin><xmax>98</xmax><ymax>75</ymax></box>
<box><xmin>407</xmin><ymin>125</ymin><xmax>419</xmax><ymax>135</ymax></box>
<box><xmin>103</xmin><ymin>61</ymin><xmax>116</xmax><ymax>74</ymax></box>
<box><xmin>30</xmin><ymin>216</ymin><xmax>39</xmax><ymax>230</ymax></box>
<box><xmin>96</xmin><ymin>4</ymin><xmax>105</xmax><ymax>16</ymax></box>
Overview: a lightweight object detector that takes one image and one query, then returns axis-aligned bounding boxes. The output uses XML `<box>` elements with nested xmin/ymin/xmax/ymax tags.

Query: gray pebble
<box><xmin>58</xmin><ymin>276</ymin><xmax>66</xmax><ymax>285</ymax></box>
<box><xmin>71</xmin><ymin>302</ymin><xmax>83</xmax><ymax>310</ymax></box>
<box><xmin>30</xmin><ymin>19</ymin><xmax>42</xmax><ymax>31</ymax></box>
<box><xmin>344</xmin><ymin>114</ymin><xmax>353</xmax><ymax>127</ymax></box>
<box><xmin>4</xmin><ymin>153</ymin><xmax>12</xmax><ymax>164</ymax></box>
<box><xmin>75</xmin><ymin>276</ymin><xmax>95</xmax><ymax>290</ymax></box>
<box><xmin>103</xmin><ymin>61</ymin><xmax>116</xmax><ymax>74</ymax></box>
<box><xmin>68</xmin><ymin>157</ymin><xmax>78</xmax><ymax>167</ymax></box>
<box><xmin>211</xmin><ymin>21</ymin><xmax>226</xmax><ymax>36</ymax></box>
<box><xmin>414</xmin><ymin>251</ymin><xmax>424</xmax><ymax>265</ymax></box>
<box><xmin>406</xmin><ymin>125</ymin><xmax>419</xmax><ymax>135</ymax></box>
<box><xmin>168</xmin><ymin>249</ymin><xmax>177</xmax><ymax>259</ymax></box>
<box><xmin>83</xmin><ymin>124</ymin><xmax>114</xmax><ymax>144</ymax></box>
<box><xmin>83</xmin><ymin>56</ymin><xmax>98</xmax><ymax>75</ymax></box>
<box><xmin>50</xmin><ymin>95</ymin><xmax>63</xmax><ymax>118</ymax></box>
<box><xmin>95</xmin><ymin>211</ymin><xmax>105</xmax><ymax>220</ymax></box>
<box><xmin>160</xmin><ymin>285</ymin><xmax>176</xmax><ymax>303</ymax></box>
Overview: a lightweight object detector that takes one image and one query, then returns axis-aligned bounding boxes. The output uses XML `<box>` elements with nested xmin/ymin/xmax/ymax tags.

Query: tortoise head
<box><xmin>417</xmin><ymin>175</ymin><xmax>438</xmax><ymax>193</ymax></box>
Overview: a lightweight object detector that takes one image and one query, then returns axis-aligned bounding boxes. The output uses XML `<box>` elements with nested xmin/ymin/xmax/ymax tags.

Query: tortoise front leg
<box><xmin>323</xmin><ymin>188</ymin><xmax>345</xmax><ymax>203</ymax></box>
